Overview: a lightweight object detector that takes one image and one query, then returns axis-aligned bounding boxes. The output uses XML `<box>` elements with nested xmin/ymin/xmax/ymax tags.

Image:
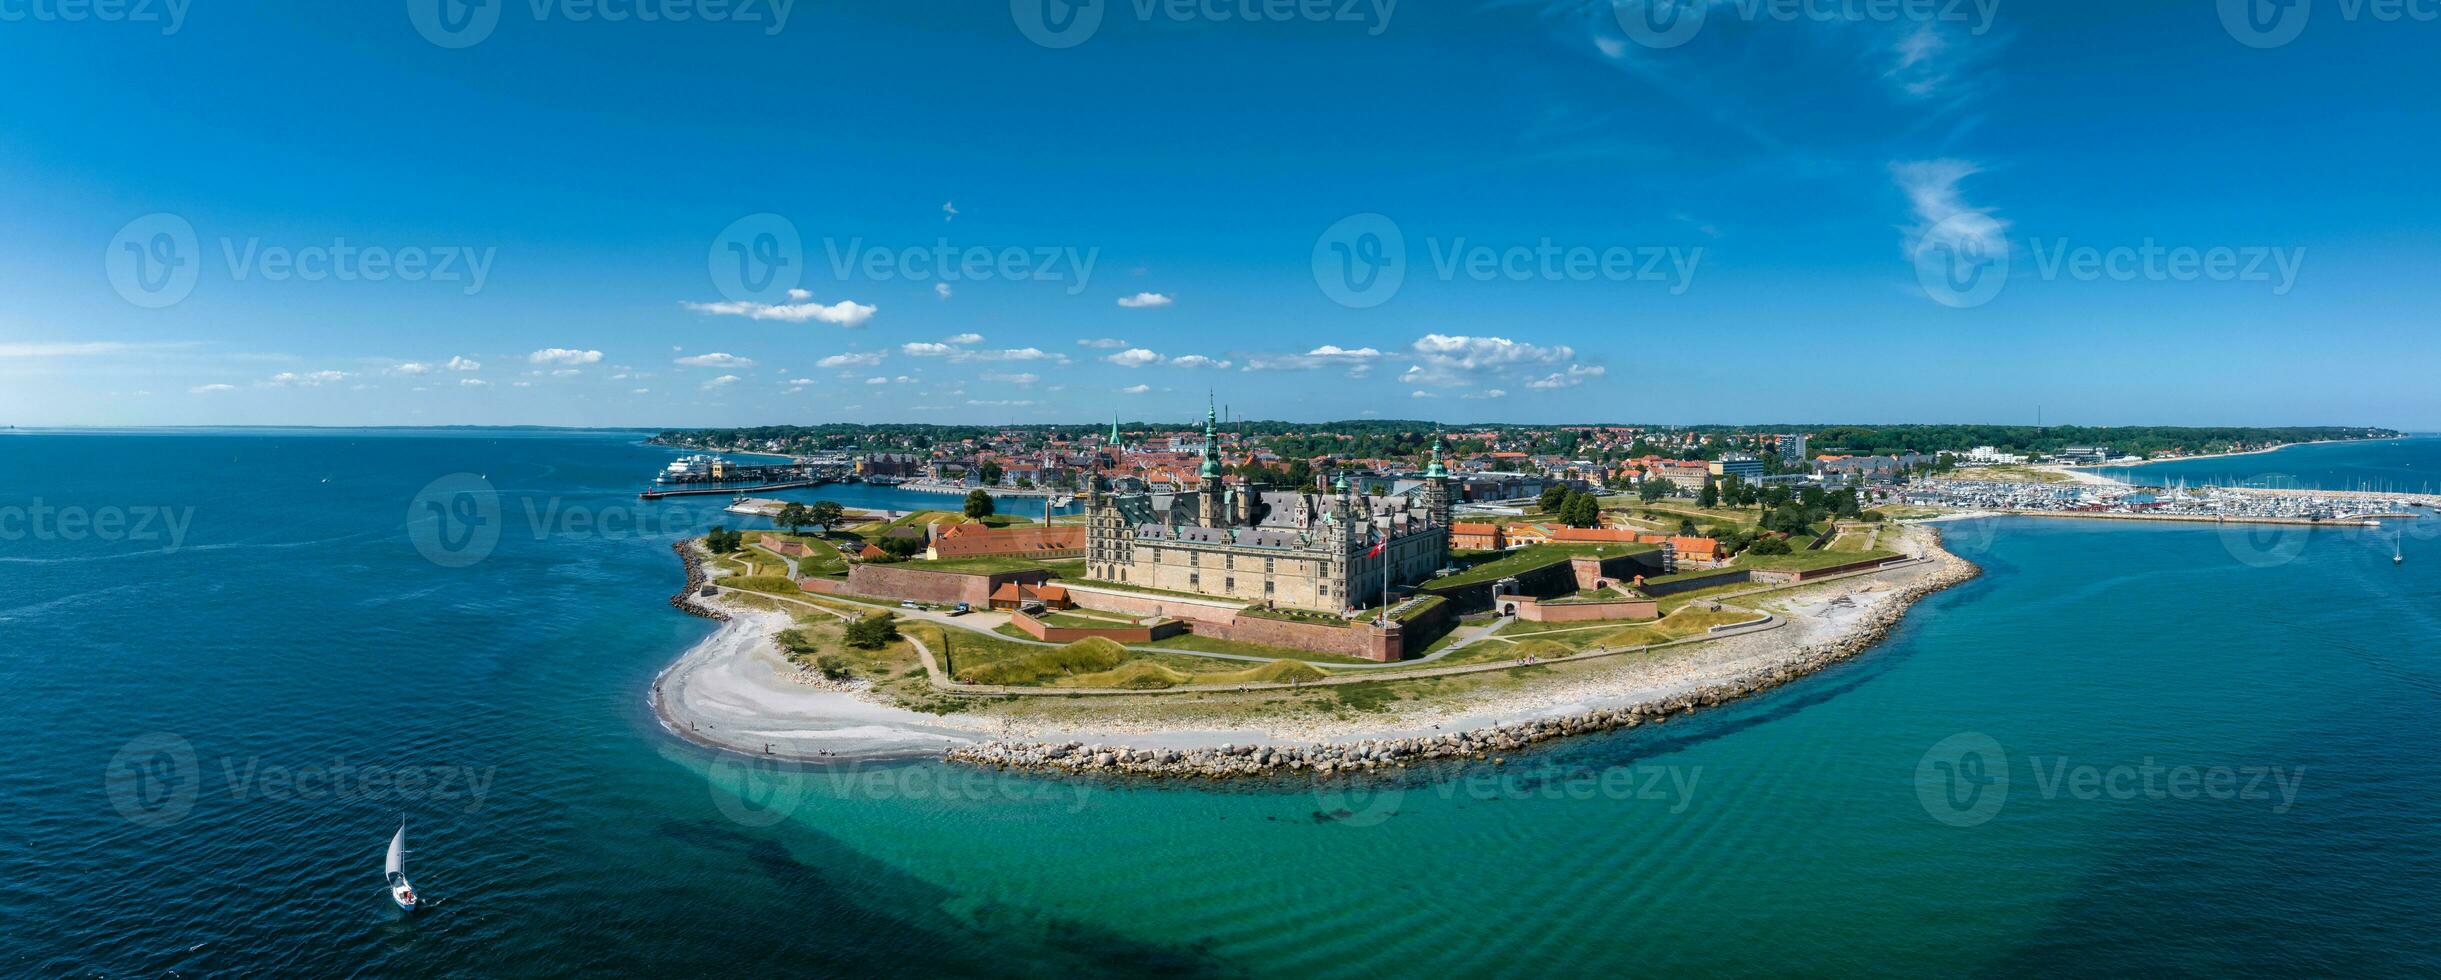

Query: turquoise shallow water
<box><xmin>3</xmin><ymin>431</ymin><xmax>2438</xmax><ymax>976</ymax></box>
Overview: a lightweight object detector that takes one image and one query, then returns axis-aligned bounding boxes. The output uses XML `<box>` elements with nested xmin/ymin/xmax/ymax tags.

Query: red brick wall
<box><xmin>845</xmin><ymin>564</ymin><xmax>1049</xmax><ymax>606</ymax></box>
<box><xmin>1505</xmin><ymin>594</ymin><xmax>1659</xmax><ymax>622</ymax></box>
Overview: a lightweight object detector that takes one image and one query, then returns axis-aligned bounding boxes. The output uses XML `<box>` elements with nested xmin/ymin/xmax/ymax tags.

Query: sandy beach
<box><xmin>651</xmin><ymin>526</ymin><xmax>1972</xmax><ymax>770</ymax></box>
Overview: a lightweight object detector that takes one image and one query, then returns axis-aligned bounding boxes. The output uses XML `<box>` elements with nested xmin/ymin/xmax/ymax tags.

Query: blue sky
<box><xmin>2</xmin><ymin>1</ymin><xmax>2434</xmax><ymax>429</ymax></box>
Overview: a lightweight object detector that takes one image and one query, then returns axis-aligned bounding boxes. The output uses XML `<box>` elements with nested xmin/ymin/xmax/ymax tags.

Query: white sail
<box><xmin>386</xmin><ymin>821</ymin><xmax>407</xmax><ymax>877</ymax></box>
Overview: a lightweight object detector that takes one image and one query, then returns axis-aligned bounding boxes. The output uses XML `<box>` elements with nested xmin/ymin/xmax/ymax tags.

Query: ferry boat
<box><xmin>659</xmin><ymin>454</ymin><xmax>723</xmax><ymax>483</ymax></box>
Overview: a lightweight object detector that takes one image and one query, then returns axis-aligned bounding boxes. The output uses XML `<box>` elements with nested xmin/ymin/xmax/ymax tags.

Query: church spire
<box><xmin>1199</xmin><ymin>392</ymin><xmax>1220</xmax><ymax>479</ymax></box>
<box><xmin>1425</xmin><ymin>428</ymin><xmax>1449</xmax><ymax>479</ymax></box>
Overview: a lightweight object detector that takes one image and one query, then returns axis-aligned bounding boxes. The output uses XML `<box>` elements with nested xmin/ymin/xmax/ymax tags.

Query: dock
<box><xmin>638</xmin><ymin>480</ymin><xmax>826</xmax><ymax>500</ymax></box>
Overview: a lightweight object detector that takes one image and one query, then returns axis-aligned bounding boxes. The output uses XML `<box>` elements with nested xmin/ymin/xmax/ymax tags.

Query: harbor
<box><xmin>1904</xmin><ymin>476</ymin><xmax>2433</xmax><ymax>527</ymax></box>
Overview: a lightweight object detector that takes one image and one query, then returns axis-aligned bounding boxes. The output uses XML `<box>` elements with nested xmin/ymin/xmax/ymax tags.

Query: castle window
<box><xmin>1190</xmin><ymin>573</ymin><xmax>1200</xmax><ymax>588</ymax></box>
<box><xmin>1190</xmin><ymin>552</ymin><xmax>1200</xmax><ymax>567</ymax></box>
<box><xmin>1225</xmin><ymin>577</ymin><xmax>1235</xmax><ymax>591</ymax></box>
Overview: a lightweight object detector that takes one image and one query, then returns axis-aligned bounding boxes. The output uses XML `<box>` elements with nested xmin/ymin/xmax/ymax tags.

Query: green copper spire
<box><xmin>1199</xmin><ymin>393</ymin><xmax>1221</xmax><ymax>479</ymax></box>
<box><xmin>1425</xmin><ymin>429</ymin><xmax>1449</xmax><ymax>479</ymax></box>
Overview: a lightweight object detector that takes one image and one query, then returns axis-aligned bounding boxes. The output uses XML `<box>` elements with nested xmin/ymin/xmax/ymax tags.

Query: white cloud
<box><xmin>967</xmin><ymin>399</ymin><xmax>1038</xmax><ymax>407</ymax></box>
<box><xmin>265</xmin><ymin>370</ymin><xmax>351</xmax><ymax>387</ymax></box>
<box><xmin>630</xmin><ymin>387</ymin><xmax>649</xmax><ymax>394</ymax></box>
<box><xmin>1400</xmin><ymin>334</ymin><xmax>1582</xmax><ymax>389</ymax></box>
<box><xmin>943</xmin><ymin>333</ymin><xmax>983</xmax><ymax>345</ymax></box>
<box><xmin>935</xmin><ymin>283</ymin><xmax>953</xmax><ymax>299</ymax></box>
<box><xmin>704</xmin><ymin>374</ymin><xmax>741</xmax><ymax>388</ymax></box>
<box><xmin>1525</xmin><ymin>365</ymin><xmax>1606</xmax><ymax>390</ymax></box>
<box><xmin>682</xmin><ymin>298</ymin><xmax>878</xmax><ymax>327</ymax></box>
<box><xmin>785</xmin><ymin>377</ymin><xmax>814</xmax><ymax>385</ymax></box>
<box><xmin>675</xmin><ymin>352</ymin><xmax>756</xmax><ymax>368</ymax></box>
<box><xmin>1118</xmin><ymin>384</ymin><xmax>1151</xmax><ymax>394</ymax></box>
<box><xmin>1104</xmin><ymin>348</ymin><xmax>1163</xmax><ymax>368</ymax></box>
<box><xmin>1410</xmin><ymin>390</ymin><xmax>1438</xmax><ymax>399</ymax></box>
<box><xmin>1168</xmin><ymin>354</ymin><xmax>1233</xmax><ymax>369</ymax></box>
<box><xmin>393</xmin><ymin>362</ymin><xmax>436</xmax><ymax>375</ymax></box>
<box><xmin>1077</xmin><ymin>337</ymin><xmax>1129</xmax><ymax>349</ymax></box>
<box><xmin>529</xmin><ymin>348</ymin><xmax>604</xmax><ymax>366</ymax></box>
<box><xmin>445</xmin><ymin>356</ymin><xmax>480</xmax><ymax>372</ymax></box>
<box><xmin>190</xmin><ymin>383</ymin><xmax>236</xmax><ymax>394</ymax></box>
<box><xmin>865</xmin><ymin>376</ymin><xmax>892</xmax><ymax>385</ymax></box>
<box><xmin>787</xmin><ymin>288</ymin><xmax>813</xmax><ymax>301</ymax></box>
<box><xmin>981</xmin><ymin>371</ymin><xmax>1040</xmax><ymax>385</ymax></box>
<box><xmin>817</xmin><ymin>352</ymin><xmax>885</xmax><ymax>368</ymax></box>
<box><xmin>907</xmin><ymin>343</ymin><xmax>1064</xmax><ymax>364</ymax></box>
<box><xmin>1461</xmin><ymin>388</ymin><xmax>1507</xmax><ymax>400</ymax></box>
<box><xmin>460</xmin><ymin>378</ymin><xmax>490</xmax><ymax>387</ymax></box>
<box><xmin>1115</xmin><ymin>292</ymin><xmax>1173</xmax><ymax>309</ymax></box>
<box><xmin>1893</xmin><ymin>158</ymin><xmax>2007</xmax><ymax>259</ymax></box>
<box><xmin>1245</xmin><ymin>345</ymin><xmax>1382</xmax><ymax>371</ymax></box>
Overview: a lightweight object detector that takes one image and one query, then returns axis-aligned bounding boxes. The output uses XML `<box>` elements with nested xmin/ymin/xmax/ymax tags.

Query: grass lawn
<box><xmin>1435</xmin><ymin>542</ymin><xmax>1656</xmax><ymax>588</ymax></box>
<box><xmin>910</xmin><ymin>555</ymin><xmax>1067</xmax><ymax>576</ymax></box>
<box><xmin>1143</xmin><ymin>632</ymin><xmax>1378</xmax><ymax>666</ymax></box>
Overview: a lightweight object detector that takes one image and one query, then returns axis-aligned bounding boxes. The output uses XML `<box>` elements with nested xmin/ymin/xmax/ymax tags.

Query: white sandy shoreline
<box><xmin>648</xmin><ymin>527</ymin><xmax>1973</xmax><ymax>769</ymax></box>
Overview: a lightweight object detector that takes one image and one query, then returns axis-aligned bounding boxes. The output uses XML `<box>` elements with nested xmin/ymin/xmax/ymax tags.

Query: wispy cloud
<box><xmin>1077</xmin><ymin>337</ymin><xmax>1129</xmax><ymax>349</ymax></box>
<box><xmin>675</xmin><ymin>352</ymin><xmax>756</xmax><ymax>368</ymax></box>
<box><xmin>1892</xmin><ymin>158</ymin><xmax>2005</xmax><ymax>257</ymax></box>
<box><xmin>1104</xmin><ymin>348</ymin><xmax>1162</xmax><ymax>368</ymax></box>
<box><xmin>529</xmin><ymin>348</ymin><xmax>603</xmax><ymax>366</ymax></box>
<box><xmin>1115</xmin><ymin>292</ymin><xmax>1173</xmax><ymax>309</ymax></box>
<box><xmin>817</xmin><ymin>352</ymin><xmax>885</xmax><ymax>368</ymax></box>
<box><xmin>682</xmin><ymin>297</ymin><xmax>877</xmax><ymax>327</ymax></box>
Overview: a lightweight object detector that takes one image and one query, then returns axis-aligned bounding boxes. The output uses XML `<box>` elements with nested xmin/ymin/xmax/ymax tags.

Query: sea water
<box><xmin>2</xmin><ymin>430</ymin><xmax>2435</xmax><ymax>975</ymax></box>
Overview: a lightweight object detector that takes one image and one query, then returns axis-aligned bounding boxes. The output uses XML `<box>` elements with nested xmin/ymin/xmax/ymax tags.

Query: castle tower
<box><xmin>1197</xmin><ymin>394</ymin><xmax>1228</xmax><ymax>527</ymax></box>
<box><xmin>1423</xmin><ymin>430</ymin><xmax>1454</xmax><ymax>530</ymax></box>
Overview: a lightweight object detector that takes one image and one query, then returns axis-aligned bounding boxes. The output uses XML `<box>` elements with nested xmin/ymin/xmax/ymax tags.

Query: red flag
<box><xmin>1365</xmin><ymin>538</ymin><xmax>1385</xmax><ymax>559</ymax></box>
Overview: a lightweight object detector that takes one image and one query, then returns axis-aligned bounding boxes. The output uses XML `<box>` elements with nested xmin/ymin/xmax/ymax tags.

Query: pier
<box><xmin>639</xmin><ymin>480</ymin><xmax>827</xmax><ymax>500</ymax></box>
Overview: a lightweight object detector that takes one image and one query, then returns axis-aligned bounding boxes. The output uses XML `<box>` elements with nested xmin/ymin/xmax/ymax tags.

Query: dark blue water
<box><xmin>4</xmin><ymin>430</ymin><xmax>2437</xmax><ymax>976</ymax></box>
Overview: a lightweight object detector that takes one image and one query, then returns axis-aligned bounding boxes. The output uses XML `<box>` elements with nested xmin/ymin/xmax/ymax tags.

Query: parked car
<box><xmin>950</xmin><ymin>602</ymin><xmax>971</xmax><ymax>616</ymax></box>
<box><xmin>899</xmin><ymin>600</ymin><xmax>921</xmax><ymax>610</ymax></box>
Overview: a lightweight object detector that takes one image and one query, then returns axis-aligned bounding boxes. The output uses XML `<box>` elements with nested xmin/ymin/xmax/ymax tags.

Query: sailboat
<box><xmin>386</xmin><ymin>819</ymin><xmax>420</xmax><ymax>911</ymax></box>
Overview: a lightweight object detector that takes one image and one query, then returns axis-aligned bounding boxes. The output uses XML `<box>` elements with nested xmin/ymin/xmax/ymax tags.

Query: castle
<box><xmin>1084</xmin><ymin>400</ymin><xmax>1453</xmax><ymax>614</ymax></box>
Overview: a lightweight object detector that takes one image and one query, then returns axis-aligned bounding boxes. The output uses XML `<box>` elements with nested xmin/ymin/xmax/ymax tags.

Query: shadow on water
<box><xmin>641</xmin><ymin>818</ymin><xmax>1245</xmax><ymax>979</ymax></box>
